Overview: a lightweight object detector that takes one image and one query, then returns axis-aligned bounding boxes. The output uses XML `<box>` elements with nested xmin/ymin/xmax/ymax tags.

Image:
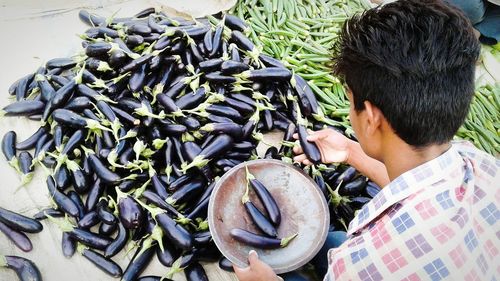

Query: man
<box><xmin>233</xmin><ymin>0</ymin><xmax>499</xmax><ymax>280</ymax></box>
<box><xmin>447</xmin><ymin>0</ymin><xmax>500</xmax><ymax>45</ymax></box>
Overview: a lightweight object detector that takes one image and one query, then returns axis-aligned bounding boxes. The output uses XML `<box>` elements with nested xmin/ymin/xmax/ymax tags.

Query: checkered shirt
<box><xmin>325</xmin><ymin>141</ymin><xmax>500</xmax><ymax>281</ymax></box>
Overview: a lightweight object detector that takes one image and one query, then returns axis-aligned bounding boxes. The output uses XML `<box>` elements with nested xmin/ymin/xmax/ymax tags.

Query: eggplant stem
<box><xmin>150</xmin><ymin>225</ymin><xmax>165</xmax><ymax>252</ymax></box>
<box><xmin>280</xmin><ymin>233</ymin><xmax>298</xmax><ymax>247</ymax></box>
<box><xmin>245</xmin><ymin>165</ymin><xmax>255</xmax><ymax>181</ymax></box>
<box><xmin>164</xmin><ymin>257</ymin><xmax>184</xmax><ymax>279</ymax></box>
<box><xmin>133</xmin><ymin>179</ymin><xmax>151</xmax><ymax>198</ymax></box>
<box><xmin>136</xmin><ymin>200</ymin><xmax>164</xmax><ymax>220</ymax></box>
<box><xmin>174</xmin><ymin>215</ymin><xmax>192</xmax><ymax>225</ymax></box>
<box><xmin>18</xmin><ymin>172</ymin><xmax>34</xmax><ymax>188</ymax></box>
<box><xmin>196</xmin><ymin>220</ymin><xmax>209</xmax><ymax>231</ymax></box>
<box><xmin>8</xmin><ymin>157</ymin><xmax>22</xmax><ymax>174</ymax></box>
<box><xmin>76</xmin><ymin>242</ymin><xmax>88</xmax><ymax>254</ymax></box>
<box><xmin>46</xmin><ymin>214</ymin><xmax>75</xmax><ymax>233</ymax></box>
<box><xmin>137</xmin><ymin>236</ymin><xmax>155</xmax><ymax>258</ymax></box>
<box><xmin>181</xmin><ymin>155</ymin><xmax>210</xmax><ymax>173</ymax></box>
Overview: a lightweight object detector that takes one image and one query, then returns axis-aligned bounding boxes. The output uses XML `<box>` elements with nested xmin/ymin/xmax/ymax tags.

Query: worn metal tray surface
<box><xmin>208</xmin><ymin>159</ymin><xmax>329</xmax><ymax>274</ymax></box>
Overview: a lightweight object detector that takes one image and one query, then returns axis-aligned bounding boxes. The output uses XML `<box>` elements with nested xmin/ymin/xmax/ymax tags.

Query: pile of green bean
<box><xmin>230</xmin><ymin>0</ymin><xmax>369</xmax><ymax>133</ymax></box>
<box><xmin>457</xmin><ymin>84</ymin><xmax>500</xmax><ymax>155</ymax></box>
<box><xmin>232</xmin><ymin>0</ymin><xmax>500</xmax><ymax>154</ymax></box>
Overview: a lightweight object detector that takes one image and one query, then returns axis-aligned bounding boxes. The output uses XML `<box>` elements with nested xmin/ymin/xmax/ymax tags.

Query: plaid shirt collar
<box><xmin>347</xmin><ymin>144</ymin><xmax>467</xmax><ymax>236</ymax></box>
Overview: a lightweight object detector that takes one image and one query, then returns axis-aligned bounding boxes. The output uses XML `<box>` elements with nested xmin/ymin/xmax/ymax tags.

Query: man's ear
<box><xmin>363</xmin><ymin>100</ymin><xmax>383</xmax><ymax>135</ymax></box>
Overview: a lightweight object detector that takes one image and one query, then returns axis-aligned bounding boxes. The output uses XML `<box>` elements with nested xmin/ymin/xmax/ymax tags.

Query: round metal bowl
<box><xmin>208</xmin><ymin>159</ymin><xmax>329</xmax><ymax>274</ymax></box>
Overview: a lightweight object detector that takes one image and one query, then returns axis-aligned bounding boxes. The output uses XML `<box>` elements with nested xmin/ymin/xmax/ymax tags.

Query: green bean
<box><xmin>314</xmin><ymin>35</ymin><xmax>337</xmax><ymax>45</ymax></box>
<box><xmin>289</xmin><ymin>18</ymin><xmax>311</xmax><ymax>30</ymax></box>
<box><xmin>282</xmin><ymin>25</ymin><xmax>309</xmax><ymax>38</ymax></box>
<box><xmin>290</xmin><ymin>39</ymin><xmax>329</xmax><ymax>55</ymax></box>
<box><xmin>298</xmin><ymin>72</ymin><xmax>331</xmax><ymax>79</ymax></box>
<box><xmin>476</xmin><ymin>93</ymin><xmax>497</xmax><ymax>117</ymax></box>
<box><xmin>308</xmin><ymin>80</ymin><xmax>338</xmax><ymax>106</ymax></box>
<box><xmin>277</xmin><ymin>13</ymin><xmax>288</xmax><ymax>27</ymax></box>
<box><xmin>265</xmin><ymin>30</ymin><xmax>296</xmax><ymax>38</ymax></box>
<box><xmin>247</xmin><ymin>7</ymin><xmax>267</xmax><ymax>27</ymax></box>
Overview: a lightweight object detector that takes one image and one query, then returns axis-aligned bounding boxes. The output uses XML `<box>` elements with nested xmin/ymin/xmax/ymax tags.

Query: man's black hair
<box><xmin>331</xmin><ymin>0</ymin><xmax>480</xmax><ymax>147</ymax></box>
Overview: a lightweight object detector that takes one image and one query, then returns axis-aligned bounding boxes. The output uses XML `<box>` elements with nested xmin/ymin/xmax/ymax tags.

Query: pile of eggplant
<box><xmin>1</xmin><ymin>7</ymin><xmax>380</xmax><ymax>280</ymax></box>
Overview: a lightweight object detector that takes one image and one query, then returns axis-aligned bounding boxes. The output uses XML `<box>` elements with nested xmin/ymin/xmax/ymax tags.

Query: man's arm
<box><xmin>293</xmin><ymin>129</ymin><xmax>390</xmax><ymax>187</ymax></box>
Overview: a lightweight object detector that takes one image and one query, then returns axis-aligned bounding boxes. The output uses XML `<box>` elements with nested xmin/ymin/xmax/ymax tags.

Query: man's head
<box><xmin>331</xmin><ymin>0</ymin><xmax>480</xmax><ymax>157</ymax></box>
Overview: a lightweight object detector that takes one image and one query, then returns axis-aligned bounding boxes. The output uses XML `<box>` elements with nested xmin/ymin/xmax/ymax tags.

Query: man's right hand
<box><xmin>292</xmin><ymin>128</ymin><xmax>354</xmax><ymax>165</ymax></box>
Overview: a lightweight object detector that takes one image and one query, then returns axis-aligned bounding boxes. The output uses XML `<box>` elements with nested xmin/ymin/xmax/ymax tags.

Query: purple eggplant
<box><xmin>47</xmin><ymin>177</ymin><xmax>79</xmax><ymax>217</ymax></box>
<box><xmin>70</xmin><ymin>168</ymin><xmax>89</xmax><ymax>195</ymax></box>
<box><xmin>62</xmin><ymin>232</ymin><xmax>76</xmax><ymax>258</ymax></box>
<box><xmin>230</xmin><ymin>228</ymin><xmax>297</xmax><ymax>249</ymax></box>
<box><xmin>156</xmin><ymin>239</ymin><xmax>177</xmax><ymax>267</ymax></box>
<box><xmin>175</xmin><ymin>88</ymin><xmax>206</xmax><ymax>110</ymax></box>
<box><xmin>365</xmin><ymin>181</ymin><xmax>382</xmax><ymax>198</ymax></box>
<box><xmin>339</xmin><ymin>176</ymin><xmax>367</xmax><ymax>196</ymax></box>
<box><xmin>259</xmin><ymin>54</ymin><xmax>285</xmax><ymax>68</ymax></box>
<box><xmin>78</xmin><ymin>211</ymin><xmax>99</xmax><ymax>229</ymax></box>
<box><xmin>221</xmin><ymin>60</ymin><xmax>249</xmax><ymax>75</ymax></box>
<box><xmin>15</xmin><ymin>127</ymin><xmax>47</xmax><ymax>151</ymax></box>
<box><xmin>199</xmin><ymin>58</ymin><xmax>223</xmax><ymax>72</ymax></box>
<box><xmin>199</xmin><ymin>122</ymin><xmax>243</xmax><ymax>138</ymax></box>
<box><xmin>204</xmin><ymin>72</ymin><xmax>237</xmax><ymax>83</ymax></box>
<box><xmin>33</xmin><ymin>208</ymin><xmax>64</xmax><ymax>220</ymax></box>
<box><xmin>334</xmin><ymin>166</ymin><xmax>357</xmax><ymax>188</ymax></box>
<box><xmin>79</xmin><ymin>245</ymin><xmax>123</xmax><ymax>277</ymax></box>
<box><xmin>297</xmin><ymin>124</ymin><xmax>321</xmax><ymax>164</ymax></box>
<box><xmin>230</xmin><ymin>31</ymin><xmax>255</xmax><ymax>52</ymax></box>
<box><xmin>156</xmin><ymin>212</ymin><xmax>193</xmax><ymax>250</ymax></box>
<box><xmin>2</xmin><ymin>131</ymin><xmax>18</xmax><ymax>170</ymax></box>
<box><xmin>0</xmin><ymin>221</ymin><xmax>32</xmax><ymax>252</ymax></box>
<box><xmin>224</xmin><ymin>14</ymin><xmax>248</xmax><ymax>32</ymax></box>
<box><xmin>185</xmin><ymin>262</ymin><xmax>208</xmax><ymax>281</ymax></box>
<box><xmin>18</xmin><ymin>151</ymin><xmax>34</xmax><ymax>185</ymax></box>
<box><xmin>104</xmin><ymin>221</ymin><xmax>128</xmax><ymax>258</ymax></box>
<box><xmin>167</xmin><ymin>180</ymin><xmax>205</xmax><ymax>206</ymax></box>
<box><xmin>193</xmin><ymin>231</ymin><xmax>212</xmax><ymax>246</ymax></box>
<box><xmin>1</xmin><ymin>255</ymin><xmax>42</xmax><ymax>281</ymax></box>
<box><xmin>140</xmin><ymin>191</ymin><xmax>181</xmax><ymax>218</ymax></box>
<box><xmin>96</xmin><ymin>200</ymin><xmax>117</xmax><ymax>225</ymax></box>
<box><xmin>239</xmin><ymin>67</ymin><xmax>292</xmax><ymax>81</ymax></box>
<box><xmin>117</xmin><ymin>195</ymin><xmax>144</xmax><ymax>229</ymax></box>
<box><xmin>138</xmin><ymin>276</ymin><xmax>165</xmax><ymax>281</ymax></box>
<box><xmin>121</xmin><ymin>243</ymin><xmax>155</xmax><ymax>281</ymax></box>
<box><xmin>85</xmin><ymin>178</ymin><xmax>103</xmax><ymax>211</ymax></box>
<box><xmin>0</xmin><ymin>207</ymin><xmax>42</xmax><ymax>233</ymax></box>
<box><xmin>218</xmin><ymin>256</ymin><xmax>234</xmax><ymax>272</ymax></box>
<box><xmin>55</xmin><ymin>166</ymin><xmax>71</xmax><ymax>190</ymax></box>
<box><xmin>88</xmin><ymin>154</ymin><xmax>121</xmax><ymax>184</ymax></box>
<box><xmin>349</xmin><ymin>196</ymin><xmax>372</xmax><ymax>209</ymax></box>
<box><xmin>1</xmin><ymin>101</ymin><xmax>45</xmax><ymax>117</ymax></box>
<box><xmin>241</xmin><ymin>182</ymin><xmax>277</xmax><ymax>237</ymax></box>
<box><xmin>67</xmin><ymin>191</ymin><xmax>85</xmax><ymax>220</ymax></box>
<box><xmin>246</xmin><ymin>168</ymin><xmax>281</xmax><ymax>226</ymax></box>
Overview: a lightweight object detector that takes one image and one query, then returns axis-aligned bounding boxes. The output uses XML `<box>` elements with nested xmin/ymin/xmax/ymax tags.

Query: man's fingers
<box><xmin>292</xmin><ymin>145</ymin><xmax>303</xmax><ymax>155</ymax></box>
<box><xmin>292</xmin><ymin>133</ymin><xmax>299</xmax><ymax>140</ymax></box>
<box><xmin>293</xmin><ymin>154</ymin><xmax>308</xmax><ymax>163</ymax></box>
<box><xmin>233</xmin><ymin>263</ymin><xmax>250</xmax><ymax>278</ymax></box>
<box><xmin>248</xmin><ymin>250</ymin><xmax>260</xmax><ymax>265</ymax></box>
<box><xmin>306</xmin><ymin>129</ymin><xmax>330</xmax><ymax>142</ymax></box>
<box><xmin>303</xmin><ymin>159</ymin><xmax>313</xmax><ymax>166</ymax></box>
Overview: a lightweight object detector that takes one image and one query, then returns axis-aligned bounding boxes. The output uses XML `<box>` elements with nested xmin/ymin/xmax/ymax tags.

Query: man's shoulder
<box><xmin>452</xmin><ymin>140</ymin><xmax>499</xmax><ymax>169</ymax></box>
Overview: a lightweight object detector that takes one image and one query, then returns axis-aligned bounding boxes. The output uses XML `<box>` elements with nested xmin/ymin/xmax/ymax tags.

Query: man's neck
<box><xmin>382</xmin><ymin>138</ymin><xmax>451</xmax><ymax>181</ymax></box>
